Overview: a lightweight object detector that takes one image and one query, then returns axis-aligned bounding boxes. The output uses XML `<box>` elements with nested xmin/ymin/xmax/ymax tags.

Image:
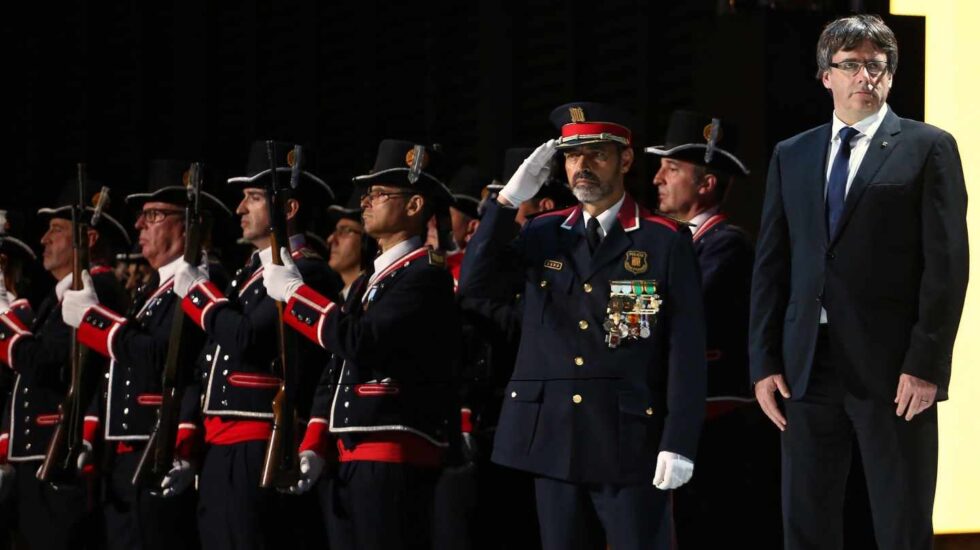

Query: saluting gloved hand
<box><xmin>160</xmin><ymin>459</ymin><xmax>195</xmax><ymax>498</ymax></box>
<box><xmin>0</xmin><ymin>275</ymin><xmax>11</xmax><ymax>314</ymax></box>
<box><xmin>498</xmin><ymin>139</ymin><xmax>558</xmax><ymax>206</ymax></box>
<box><xmin>173</xmin><ymin>254</ymin><xmax>210</xmax><ymax>298</ymax></box>
<box><xmin>55</xmin><ymin>273</ymin><xmax>73</xmax><ymax>301</ymax></box>
<box><xmin>653</xmin><ymin>450</ymin><xmax>694</xmax><ymax>490</ymax></box>
<box><xmin>284</xmin><ymin>450</ymin><xmax>325</xmax><ymax>495</ymax></box>
<box><xmin>0</xmin><ymin>464</ymin><xmax>14</xmax><ymax>503</ymax></box>
<box><xmin>61</xmin><ymin>271</ymin><xmax>98</xmax><ymax>328</ymax></box>
<box><xmin>261</xmin><ymin>247</ymin><xmax>304</xmax><ymax>303</ymax></box>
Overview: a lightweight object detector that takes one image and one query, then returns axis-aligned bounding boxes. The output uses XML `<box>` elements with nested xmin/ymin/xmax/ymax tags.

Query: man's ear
<box><xmin>538</xmin><ymin>197</ymin><xmax>555</xmax><ymax>212</ymax></box>
<box><xmin>698</xmin><ymin>172</ymin><xmax>717</xmax><ymax>198</ymax></box>
<box><xmin>405</xmin><ymin>194</ymin><xmax>426</xmax><ymax>217</ymax></box>
<box><xmin>620</xmin><ymin>147</ymin><xmax>634</xmax><ymax>174</ymax></box>
<box><xmin>465</xmin><ymin>218</ymin><xmax>480</xmax><ymax>243</ymax></box>
<box><xmin>86</xmin><ymin>228</ymin><xmax>99</xmax><ymax>249</ymax></box>
<box><xmin>284</xmin><ymin>198</ymin><xmax>300</xmax><ymax>221</ymax></box>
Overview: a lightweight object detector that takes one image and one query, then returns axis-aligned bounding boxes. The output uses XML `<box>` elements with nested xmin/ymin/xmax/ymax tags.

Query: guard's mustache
<box><xmin>573</xmin><ymin>170</ymin><xmax>599</xmax><ymax>184</ymax></box>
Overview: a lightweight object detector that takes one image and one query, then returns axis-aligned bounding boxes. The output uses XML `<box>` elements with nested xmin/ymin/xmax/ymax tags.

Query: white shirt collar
<box><xmin>156</xmin><ymin>256</ymin><xmax>183</xmax><ymax>286</ymax></box>
<box><xmin>371</xmin><ymin>236</ymin><xmax>422</xmax><ymax>283</ymax></box>
<box><xmin>831</xmin><ymin>102</ymin><xmax>888</xmax><ymax>142</ymax></box>
<box><xmin>687</xmin><ymin>206</ymin><xmax>721</xmax><ymax>235</ymax></box>
<box><xmin>581</xmin><ymin>193</ymin><xmax>626</xmax><ymax>238</ymax></box>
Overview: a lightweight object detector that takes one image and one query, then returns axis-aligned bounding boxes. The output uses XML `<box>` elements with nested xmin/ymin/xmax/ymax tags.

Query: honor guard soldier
<box><xmin>445</xmin><ymin>165</ymin><xmax>492</xmax><ymax>284</ymax></box>
<box><xmin>61</xmin><ymin>159</ymin><xmax>233</xmax><ymax>550</ymax></box>
<box><xmin>325</xmin><ymin>192</ymin><xmax>378</xmax><ymax>300</ymax></box>
<box><xmin>261</xmin><ymin>139</ymin><xmax>461</xmax><ymax>550</ymax></box>
<box><xmin>173</xmin><ymin>141</ymin><xmax>339</xmax><ymax>550</ymax></box>
<box><xmin>0</xmin><ymin>183</ymin><xmax>131</xmax><ymax>549</ymax></box>
<box><xmin>647</xmin><ymin>110</ymin><xmax>781</xmax><ymax>548</ymax></box>
<box><xmin>459</xmin><ymin>102</ymin><xmax>707</xmax><ymax>549</ymax></box>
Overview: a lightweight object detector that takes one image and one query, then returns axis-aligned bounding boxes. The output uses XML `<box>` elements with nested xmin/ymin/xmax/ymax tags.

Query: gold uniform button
<box><xmin>583</xmin><ymin>283</ymin><xmax>593</xmax><ymax>293</ymax></box>
<box><xmin>579</xmin><ymin>320</ymin><xmax>589</xmax><ymax>330</ymax></box>
<box><xmin>540</xmin><ymin>280</ymin><xmax>548</xmax><ymax>288</ymax></box>
<box><xmin>574</xmin><ymin>356</ymin><xmax>584</xmax><ymax>366</ymax></box>
<box><xmin>645</xmin><ymin>407</ymin><xmax>654</xmax><ymax>416</ymax></box>
<box><xmin>572</xmin><ymin>394</ymin><xmax>583</xmax><ymax>404</ymax></box>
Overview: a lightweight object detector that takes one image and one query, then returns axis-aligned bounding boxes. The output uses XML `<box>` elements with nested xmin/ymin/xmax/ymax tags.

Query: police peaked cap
<box><xmin>550</xmin><ymin>101</ymin><xmax>635</xmax><ymax>150</ymax></box>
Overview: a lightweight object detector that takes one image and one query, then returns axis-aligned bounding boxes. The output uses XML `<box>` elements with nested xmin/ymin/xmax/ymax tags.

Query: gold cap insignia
<box><xmin>703</xmin><ymin>123</ymin><xmax>723</xmax><ymax>143</ymax></box>
<box><xmin>569</xmin><ymin>106</ymin><xmax>586</xmax><ymax>123</ymax></box>
<box><xmin>405</xmin><ymin>148</ymin><xmax>430</xmax><ymax>170</ymax></box>
<box><xmin>91</xmin><ymin>192</ymin><xmax>109</xmax><ymax>209</ymax></box>
<box><xmin>182</xmin><ymin>169</ymin><xmax>192</xmax><ymax>188</ymax></box>
<box><xmin>287</xmin><ymin>148</ymin><xmax>296</xmax><ymax>167</ymax></box>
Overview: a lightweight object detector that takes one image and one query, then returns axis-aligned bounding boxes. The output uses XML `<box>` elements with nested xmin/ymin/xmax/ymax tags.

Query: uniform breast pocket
<box><xmin>537</xmin><ymin>268</ymin><xmax>574</xmax><ymax>328</ymax></box>
<box><xmin>618</xmin><ymin>392</ymin><xmax>661</xmax><ymax>473</ymax></box>
<box><xmin>497</xmin><ymin>380</ymin><xmax>544</xmax><ymax>454</ymax></box>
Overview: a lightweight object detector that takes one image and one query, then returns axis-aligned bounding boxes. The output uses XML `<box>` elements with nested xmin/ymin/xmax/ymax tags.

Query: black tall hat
<box><xmin>549</xmin><ymin>101</ymin><xmax>635</xmax><ymax>150</ymax></box>
<box><xmin>227</xmin><ymin>141</ymin><xmax>335</xmax><ymax>202</ymax></box>
<box><xmin>644</xmin><ymin>110</ymin><xmax>750</xmax><ymax>176</ymax></box>
<box><xmin>126</xmin><ymin>159</ymin><xmax>234</xmax><ymax>216</ymax></box>
<box><xmin>352</xmin><ymin>140</ymin><xmax>453</xmax><ymax>204</ymax></box>
<box><xmin>448</xmin><ymin>165</ymin><xmax>491</xmax><ymax>219</ymax></box>
<box><xmin>0</xmin><ymin>209</ymin><xmax>37</xmax><ymax>261</ymax></box>
<box><xmin>38</xmin><ymin>179</ymin><xmax>132</xmax><ymax>246</ymax></box>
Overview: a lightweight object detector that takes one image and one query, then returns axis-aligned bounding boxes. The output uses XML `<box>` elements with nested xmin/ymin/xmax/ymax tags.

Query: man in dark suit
<box><xmin>750</xmin><ymin>15</ymin><xmax>968</xmax><ymax>550</ymax></box>
<box><xmin>460</xmin><ymin>102</ymin><xmax>707</xmax><ymax>549</ymax></box>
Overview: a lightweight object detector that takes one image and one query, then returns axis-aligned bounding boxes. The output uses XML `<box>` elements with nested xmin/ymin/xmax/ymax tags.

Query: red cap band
<box><xmin>560</xmin><ymin>122</ymin><xmax>631</xmax><ymax>145</ymax></box>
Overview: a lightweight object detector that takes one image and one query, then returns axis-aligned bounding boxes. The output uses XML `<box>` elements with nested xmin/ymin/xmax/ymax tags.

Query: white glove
<box><xmin>261</xmin><ymin>247</ymin><xmax>304</xmax><ymax>302</ymax></box>
<box><xmin>55</xmin><ymin>273</ymin><xmax>73</xmax><ymax>301</ymax></box>
<box><xmin>285</xmin><ymin>450</ymin><xmax>325</xmax><ymax>495</ymax></box>
<box><xmin>76</xmin><ymin>440</ymin><xmax>93</xmax><ymax>472</ymax></box>
<box><xmin>653</xmin><ymin>450</ymin><xmax>694</xmax><ymax>490</ymax></box>
<box><xmin>172</xmin><ymin>257</ymin><xmax>209</xmax><ymax>298</ymax></box>
<box><xmin>0</xmin><ymin>463</ymin><xmax>14</xmax><ymax>502</ymax></box>
<box><xmin>160</xmin><ymin>458</ymin><xmax>195</xmax><ymax>498</ymax></box>
<box><xmin>0</xmin><ymin>276</ymin><xmax>10</xmax><ymax>314</ymax></box>
<box><xmin>61</xmin><ymin>271</ymin><xmax>98</xmax><ymax>328</ymax></box>
<box><xmin>498</xmin><ymin>139</ymin><xmax>557</xmax><ymax>206</ymax></box>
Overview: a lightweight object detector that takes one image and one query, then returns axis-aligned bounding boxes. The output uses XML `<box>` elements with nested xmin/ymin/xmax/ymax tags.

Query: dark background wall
<box><xmin>1</xmin><ymin>0</ymin><xmax>920</xmax><ymax>248</ymax></box>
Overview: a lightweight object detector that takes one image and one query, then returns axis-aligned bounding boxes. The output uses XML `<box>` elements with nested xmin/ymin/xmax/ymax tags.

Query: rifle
<box><xmin>259</xmin><ymin>141</ymin><xmax>302</xmax><ymax>489</ymax></box>
<box><xmin>38</xmin><ymin>166</ymin><xmax>109</xmax><ymax>483</ymax></box>
<box><xmin>132</xmin><ymin>163</ymin><xmax>203</xmax><ymax>489</ymax></box>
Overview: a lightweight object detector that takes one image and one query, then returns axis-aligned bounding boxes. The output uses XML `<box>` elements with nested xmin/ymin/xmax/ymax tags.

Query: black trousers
<box><xmin>197</xmin><ymin>440</ymin><xmax>327</xmax><ymax>550</ymax></box>
<box><xmin>533</xmin><ymin>475</ymin><xmax>672</xmax><ymax>550</ymax></box>
<box><xmin>13</xmin><ymin>461</ymin><xmax>100</xmax><ymax>549</ymax></box>
<box><xmin>323</xmin><ymin>460</ymin><xmax>439</xmax><ymax>550</ymax></box>
<box><xmin>103</xmin><ymin>447</ymin><xmax>200</xmax><ymax>550</ymax></box>
<box><xmin>782</xmin><ymin>328</ymin><xmax>938</xmax><ymax>550</ymax></box>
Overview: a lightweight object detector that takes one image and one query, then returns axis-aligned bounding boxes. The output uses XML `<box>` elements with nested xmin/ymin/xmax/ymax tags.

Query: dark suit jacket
<box><xmin>750</xmin><ymin>107</ymin><xmax>969</xmax><ymax>402</ymax></box>
<box><xmin>461</xmin><ymin>194</ymin><xmax>706</xmax><ymax>485</ymax></box>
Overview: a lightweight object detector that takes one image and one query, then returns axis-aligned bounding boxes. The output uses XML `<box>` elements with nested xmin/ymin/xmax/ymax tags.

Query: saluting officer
<box><xmin>61</xmin><ymin>159</ymin><xmax>232</xmax><ymax>550</ymax></box>
<box><xmin>646</xmin><ymin>110</ymin><xmax>781</xmax><ymax>547</ymax></box>
<box><xmin>0</xmin><ymin>183</ymin><xmax>130</xmax><ymax>549</ymax></box>
<box><xmin>459</xmin><ymin>102</ymin><xmax>707</xmax><ymax>549</ymax></box>
<box><xmin>174</xmin><ymin>141</ymin><xmax>339</xmax><ymax>550</ymax></box>
<box><xmin>261</xmin><ymin>139</ymin><xmax>461</xmax><ymax>550</ymax></box>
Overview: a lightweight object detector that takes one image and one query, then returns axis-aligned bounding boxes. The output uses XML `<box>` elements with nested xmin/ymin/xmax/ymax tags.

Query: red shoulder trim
<box><xmin>535</xmin><ymin>205</ymin><xmax>578</xmax><ymax>220</ymax></box>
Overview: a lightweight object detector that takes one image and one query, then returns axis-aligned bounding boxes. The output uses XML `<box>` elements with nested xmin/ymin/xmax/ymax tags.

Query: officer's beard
<box><xmin>571</xmin><ymin>170</ymin><xmax>613</xmax><ymax>204</ymax></box>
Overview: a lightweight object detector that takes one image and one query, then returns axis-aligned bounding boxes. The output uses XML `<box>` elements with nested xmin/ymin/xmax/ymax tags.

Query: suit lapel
<box><xmin>801</xmin><ymin>125</ymin><xmax>834</xmax><ymax>242</ymax></box>
<box><xmin>831</xmin><ymin>109</ymin><xmax>902</xmax><ymax>245</ymax></box>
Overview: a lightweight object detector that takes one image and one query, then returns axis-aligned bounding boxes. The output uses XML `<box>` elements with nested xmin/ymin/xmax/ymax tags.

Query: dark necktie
<box><xmin>826</xmin><ymin>126</ymin><xmax>860</xmax><ymax>238</ymax></box>
<box><xmin>586</xmin><ymin>217</ymin><xmax>602</xmax><ymax>254</ymax></box>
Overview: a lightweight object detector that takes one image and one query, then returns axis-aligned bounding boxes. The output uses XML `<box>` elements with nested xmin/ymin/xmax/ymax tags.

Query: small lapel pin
<box><xmin>881</xmin><ymin>141</ymin><xmax>889</xmax><ymax>148</ymax></box>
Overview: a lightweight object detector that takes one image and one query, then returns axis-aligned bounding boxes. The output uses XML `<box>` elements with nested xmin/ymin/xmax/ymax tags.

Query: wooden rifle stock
<box><xmin>131</xmin><ymin>163</ymin><xmax>203</xmax><ymax>489</ymax></box>
<box><xmin>259</xmin><ymin>142</ymin><xmax>302</xmax><ymax>489</ymax></box>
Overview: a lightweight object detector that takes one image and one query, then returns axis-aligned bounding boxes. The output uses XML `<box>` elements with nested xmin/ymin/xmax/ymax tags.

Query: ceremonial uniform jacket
<box><xmin>460</xmin><ymin>195</ymin><xmax>706</xmax><ymax>485</ymax></box>
<box><xmin>181</xmin><ymin>245</ymin><xmax>336</xmax><ymax>427</ymax></box>
<box><xmin>691</xmin><ymin>214</ymin><xmax>755</xmax><ymax>405</ymax></box>
<box><xmin>0</xmin><ymin>267</ymin><xmax>127</xmax><ymax>460</ymax></box>
<box><xmin>77</xmin><ymin>259</ymin><xmax>204</xmax><ymax>444</ymax></box>
<box><xmin>283</xmin><ymin>239</ymin><xmax>460</xmax><ymax>454</ymax></box>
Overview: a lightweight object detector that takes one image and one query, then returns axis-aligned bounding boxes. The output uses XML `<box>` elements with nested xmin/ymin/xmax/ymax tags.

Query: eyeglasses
<box><xmin>136</xmin><ymin>208</ymin><xmax>184</xmax><ymax>224</ymax></box>
<box><xmin>829</xmin><ymin>60</ymin><xmax>889</xmax><ymax>77</ymax></box>
<box><xmin>330</xmin><ymin>226</ymin><xmax>363</xmax><ymax>238</ymax></box>
<box><xmin>360</xmin><ymin>190</ymin><xmax>415</xmax><ymax>204</ymax></box>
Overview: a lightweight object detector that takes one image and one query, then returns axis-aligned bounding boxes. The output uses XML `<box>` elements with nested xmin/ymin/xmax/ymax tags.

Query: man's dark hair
<box><xmin>815</xmin><ymin>14</ymin><xmax>898</xmax><ymax>79</ymax></box>
<box><xmin>693</xmin><ymin>165</ymin><xmax>734</xmax><ymax>206</ymax></box>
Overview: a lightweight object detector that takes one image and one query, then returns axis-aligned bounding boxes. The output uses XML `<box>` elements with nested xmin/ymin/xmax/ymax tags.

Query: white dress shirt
<box><xmin>581</xmin><ymin>193</ymin><xmax>626</xmax><ymax>240</ymax></box>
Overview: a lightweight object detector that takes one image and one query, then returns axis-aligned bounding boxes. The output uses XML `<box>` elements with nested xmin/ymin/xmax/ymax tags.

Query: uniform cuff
<box><xmin>299</xmin><ymin>417</ymin><xmax>330</xmax><ymax>457</ymax></box>
<box><xmin>175</xmin><ymin>423</ymin><xmax>200</xmax><ymax>462</ymax></box>
<box><xmin>77</xmin><ymin>305</ymin><xmax>128</xmax><ymax>359</ymax></box>
<box><xmin>83</xmin><ymin>416</ymin><xmax>101</xmax><ymax>445</ymax></box>
<box><xmin>0</xmin><ymin>310</ymin><xmax>31</xmax><ymax>369</ymax></box>
<box><xmin>284</xmin><ymin>285</ymin><xmax>338</xmax><ymax>349</ymax></box>
<box><xmin>182</xmin><ymin>280</ymin><xmax>229</xmax><ymax>329</ymax></box>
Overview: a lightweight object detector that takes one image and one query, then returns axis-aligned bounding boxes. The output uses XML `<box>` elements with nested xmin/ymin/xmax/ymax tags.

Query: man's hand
<box><xmin>498</xmin><ymin>139</ymin><xmax>557</xmax><ymax>207</ymax></box>
<box><xmin>754</xmin><ymin>373</ymin><xmax>790</xmax><ymax>431</ymax></box>
<box><xmin>160</xmin><ymin>459</ymin><xmax>196</xmax><ymax>498</ymax></box>
<box><xmin>61</xmin><ymin>271</ymin><xmax>98</xmax><ymax>328</ymax></box>
<box><xmin>261</xmin><ymin>247</ymin><xmax>304</xmax><ymax>303</ymax></box>
<box><xmin>895</xmin><ymin>373</ymin><xmax>938</xmax><ymax>421</ymax></box>
<box><xmin>173</xmin><ymin>257</ymin><xmax>209</xmax><ymax>298</ymax></box>
<box><xmin>283</xmin><ymin>450</ymin><xmax>325</xmax><ymax>495</ymax></box>
<box><xmin>653</xmin><ymin>451</ymin><xmax>694</xmax><ymax>490</ymax></box>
